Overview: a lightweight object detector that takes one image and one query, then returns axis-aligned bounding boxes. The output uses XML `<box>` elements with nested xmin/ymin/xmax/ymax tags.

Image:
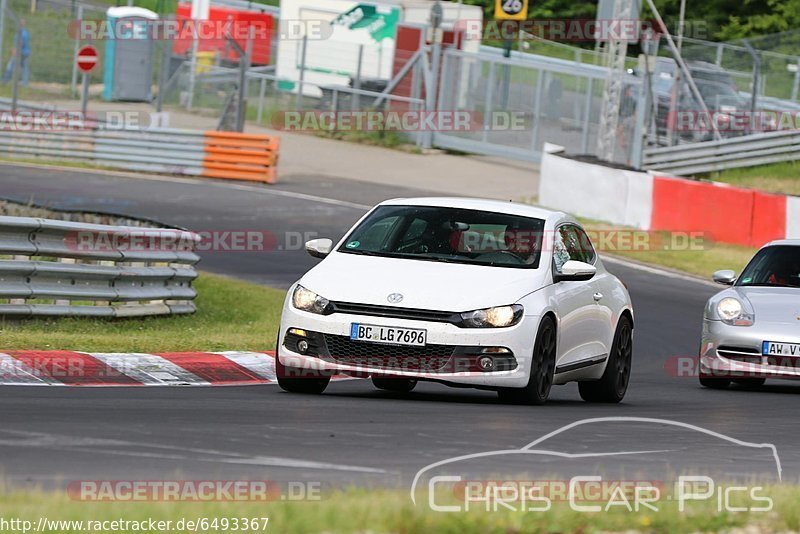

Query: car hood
<box><xmin>736</xmin><ymin>287</ymin><xmax>800</xmax><ymax>324</ymax></box>
<box><xmin>299</xmin><ymin>252</ymin><xmax>548</xmax><ymax>312</ymax></box>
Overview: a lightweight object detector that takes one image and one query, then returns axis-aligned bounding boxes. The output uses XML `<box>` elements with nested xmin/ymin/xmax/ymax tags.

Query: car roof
<box><xmin>377</xmin><ymin>197</ymin><xmax>568</xmax><ymax>223</ymax></box>
<box><xmin>687</xmin><ymin>60</ymin><xmax>726</xmax><ymax>72</ymax></box>
<box><xmin>763</xmin><ymin>239</ymin><xmax>800</xmax><ymax>248</ymax></box>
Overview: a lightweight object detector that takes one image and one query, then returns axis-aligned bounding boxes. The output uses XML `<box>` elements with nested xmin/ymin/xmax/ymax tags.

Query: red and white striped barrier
<box><xmin>540</xmin><ymin>144</ymin><xmax>800</xmax><ymax>248</ymax></box>
<box><xmin>0</xmin><ymin>350</ymin><xmax>350</xmax><ymax>387</ymax></box>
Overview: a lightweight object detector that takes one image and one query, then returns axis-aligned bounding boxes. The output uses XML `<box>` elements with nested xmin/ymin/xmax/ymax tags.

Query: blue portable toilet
<box><xmin>103</xmin><ymin>6</ymin><xmax>159</xmax><ymax>101</ymax></box>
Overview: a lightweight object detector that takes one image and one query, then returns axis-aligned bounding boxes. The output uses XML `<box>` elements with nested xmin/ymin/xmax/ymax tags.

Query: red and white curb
<box><xmin>0</xmin><ymin>350</ymin><xmax>351</xmax><ymax>387</ymax></box>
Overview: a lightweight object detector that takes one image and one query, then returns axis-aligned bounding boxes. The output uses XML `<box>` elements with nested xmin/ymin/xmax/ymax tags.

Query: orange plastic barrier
<box><xmin>651</xmin><ymin>176</ymin><xmax>786</xmax><ymax>247</ymax></box>
<box><xmin>202</xmin><ymin>132</ymin><xmax>279</xmax><ymax>184</ymax></box>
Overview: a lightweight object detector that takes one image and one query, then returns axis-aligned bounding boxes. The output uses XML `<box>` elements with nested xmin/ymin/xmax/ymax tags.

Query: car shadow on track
<box><xmin>303</xmin><ymin>385</ymin><xmax>595</xmax><ymax>407</ymax></box>
<box><xmin>716</xmin><ymin>383</ymin><xmax>800</xmax><ymax>395</ymax></box>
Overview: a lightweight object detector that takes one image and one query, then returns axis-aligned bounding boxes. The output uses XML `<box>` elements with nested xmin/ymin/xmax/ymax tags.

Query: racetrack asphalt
<box><xmin>0</xmin><ymin>163</ymin><xmax>795</xmax><ymax>490</ymax></box>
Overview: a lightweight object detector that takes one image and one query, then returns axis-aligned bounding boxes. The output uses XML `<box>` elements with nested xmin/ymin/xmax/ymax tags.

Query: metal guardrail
<box><xmin>643</xmin><ymin>130</ymin><xmax>800</xmax><ymax>175</ymax></box>
<box><xmin>0</xmin><ymin>217</ymin><xmax>201</xmax><ymax>317</ymax></box>
<box><xmin>0</xmin><ymin>125</ymin><xmax>280</xmax><ymax>184</ymax></box>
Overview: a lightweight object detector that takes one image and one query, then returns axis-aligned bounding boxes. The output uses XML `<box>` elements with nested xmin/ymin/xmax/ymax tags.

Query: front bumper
<box><xmin>278</xmin><ymin>302</ymin><xmax>537</xmax><ymax>388</ymax></box>
<box><xmin>700</xmin><ymin>318</ymin><xmax>800</xmax><ymax>380</ymax></box>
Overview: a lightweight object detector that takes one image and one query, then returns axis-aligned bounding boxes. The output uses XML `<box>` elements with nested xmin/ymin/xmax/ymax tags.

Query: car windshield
<box><xmin>736</xmin><ymin>245</ymin><xmax>800</xmax><ymax>288</ymax></box>
<box><xmin>697</xmin><ymin>81</ymin><xmax>743</xmax><ymax>106</ymax></box>
<box><xmin>338</xmin><ymin>205</ymin><xmax>546</xmax><ymax>268</ymax></box>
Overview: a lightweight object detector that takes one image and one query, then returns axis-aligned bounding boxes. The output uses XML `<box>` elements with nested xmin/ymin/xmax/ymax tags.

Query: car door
<box><xmin>551</xmin><ymin>224</ymin><xmax>609</xmax><ymax>369</ymax></box>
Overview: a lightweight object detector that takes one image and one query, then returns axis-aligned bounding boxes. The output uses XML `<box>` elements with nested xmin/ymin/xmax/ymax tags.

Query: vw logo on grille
<box><xmin>387</xmin><ymin>293</ymin><xmax>404</xmax><ymax>304</ymax></box>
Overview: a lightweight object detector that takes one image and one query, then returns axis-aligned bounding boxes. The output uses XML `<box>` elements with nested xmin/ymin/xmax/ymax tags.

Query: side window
<box><xmin>553</xmin><ymin>226</ymin><xmax>572</xmax><ymax>273</ymax></box>
<box><xmin>553</xmin><ymin>225</ymin><xmax>594</xmax><ymax>272</ymax></box>
<box><xmin>573</xmin><ymin>226</ymin><xmax>596</xmax><ymax>264</ymax></box>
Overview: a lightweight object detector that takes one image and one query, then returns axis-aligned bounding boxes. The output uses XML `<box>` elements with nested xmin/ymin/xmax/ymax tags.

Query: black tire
<box><xmin>275</xmin><ymin>335</ymin><xmax>330</xmax><ymax>394</ymax></box>
<box><xmin>699</xmin><ymin>375</ymin><xmax>731</xmax><ymax>389</ymax></box>
<box><xmin>579</xmin><ymin>315</ymin><xmax>633</xmax><ymax>403</ymax></box>
<box><xmin>699</xmin><ymin>363</ymin><xmax>732</xmax><ymax>389</ymax></box>
<box><xmin>372</xmin><ymin>376</ymin><xmax>417</xmax><ymax>393</ymax></box>
<box><xmin>497</xmin><ymin>316</ymin><xmax>556</xmax><ymax>405</ymax></box>
<box><xmin>733</xmin><ymin>377</ymin><xmax>766</xmax><ymax>390</ymax></box>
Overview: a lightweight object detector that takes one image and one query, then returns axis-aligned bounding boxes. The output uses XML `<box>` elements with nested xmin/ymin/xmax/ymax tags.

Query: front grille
<box><xmin>717</xmin><ymin>346</ymin><xmax>761</xmax><ymax>363</ymax></box>
<box><xmin>766</xmin><ymin>355</ymin><xmax>800</xmax><ymax>368</ymax></box>
<box><xmin>322</xmin><ymin>334</ymin><xmax>455</xmax><ymax>371</ymax></box>
<box><xmin>718</xmin><ymin>345</ymin><xmax>800</xmax><ymax>369</ymax></box>
<box><xmin>329</xmin><ymin>302</ymin><xmax>461</xmax><ymax>325</ymax></box>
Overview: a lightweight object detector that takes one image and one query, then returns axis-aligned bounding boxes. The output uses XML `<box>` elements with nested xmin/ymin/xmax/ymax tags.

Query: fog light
<box><xmin>477</xmin><ymin>356</ymin><xmax>494</xmax><ymax>371</ymax></box>
<box><xmin>296</xmin><ymin>339</ymin><xmax>309</xmax><ymax>354</ymax></box>
<box><xmin>481</xmin><ymin>347</ymin><xmax>510</xmax><ymax>354</ymax></box>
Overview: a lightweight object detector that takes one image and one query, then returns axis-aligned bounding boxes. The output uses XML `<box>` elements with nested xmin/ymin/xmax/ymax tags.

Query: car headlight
<box><xmin>460</xmin><ymin>304</ymin><xmax>523</xmax><ymax>328</ymax></box>
<box><xmin>717</xmin><ymin>297</ymin><xmax>753</xmax><ymax>326</ymax></box>
<box><xmin>292</xmin><ymin>284</ymin><xmax>332</xmax><ymax>315</ymax></box>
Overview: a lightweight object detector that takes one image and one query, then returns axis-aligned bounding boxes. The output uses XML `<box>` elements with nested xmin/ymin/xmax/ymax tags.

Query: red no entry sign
<box><xmin>76</xmin><ymin>45</ymin><xmax>98</xmax><ymax>73</ymax></box>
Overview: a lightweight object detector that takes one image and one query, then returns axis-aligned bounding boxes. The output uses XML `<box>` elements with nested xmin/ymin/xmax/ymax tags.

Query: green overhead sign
<box><xmin>332</xmin><ymin>3</ymin><xmax>400</xmax><ymax>42</ymax></box>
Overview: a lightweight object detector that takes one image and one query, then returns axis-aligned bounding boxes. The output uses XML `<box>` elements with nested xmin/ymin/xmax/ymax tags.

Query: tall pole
<box><xmin>644</xmin><ymin>0</ymin><xmax>721</xmax><ymax>141</ymax></box>
<box><xmin>235</xmin><ymin>27</ymin><xmax>253</xmax><ymax>132</ymax></box>
<box><xmin>0</xmin><ymin>0</ymin><xmax>7</xmax><ymax>73</ymax></box>
<box><xmin>295</xmin><ymin>34</ymin><xmax>307</xmax><ymax>111</ymax></box>
<box><xmin>352</xmin><ymin>44</ymin><xmax>363</xmax><ymax>111</ymax></box>
<box><xmin>156</xmin><ymin>37</ymin><xmax>170</xmax><ymax>112</ymax></box>
<box><xmin>676</xmin><ymin>0</ymin><xmax>686</xmax><ymax>53</ymax></box>
<box><xmin>70</xmin><ymin>4</ymin><xmax>83</xmax><ymax>96</ymax></box>
<box><xmin>596</xmin><ymin>0</ymin><xmax>633</xmax><ymax>162</ymax></box>
<box><xmin>10</xmin><ymin>29</ymin><xmax>21</xmax><ymax>112</ymax></box>
<box><xmin>187</xmin><ymin>0</ymin><xmax>210</xmax><ymax>111</ymax></box>
<box><xmin>80</xmin><ymin>71</ymin><xmax>89</xmax><ymax>117</ymax></box>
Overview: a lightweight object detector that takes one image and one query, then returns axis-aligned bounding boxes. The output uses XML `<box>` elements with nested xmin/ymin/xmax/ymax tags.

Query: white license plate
<box><xmin>350</xmin><ymin>323</ymin><xmax>427</xmax><ymax>347</ymax></box>
<box><xmin>762</xmin><ymin>341</ymin><xmax>800</xmax><ymax>357</ymax></box>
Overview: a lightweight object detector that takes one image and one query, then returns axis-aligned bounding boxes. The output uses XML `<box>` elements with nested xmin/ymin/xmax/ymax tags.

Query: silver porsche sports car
<box><xmin>699</xmin><ymin>240</ymin><xmax>800</xmax><ymax>389</ymax></box>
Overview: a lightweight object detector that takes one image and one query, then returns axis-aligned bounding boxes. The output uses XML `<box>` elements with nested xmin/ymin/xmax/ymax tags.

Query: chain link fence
<box><xmin>434</xmin><ymin>47</ymin><xmax>642</xmax><ymax>166</ymax></box>
<box><xmin>674</xmin><ymin>34</ymin><xmax>800</xmax><ymax>103</ymax></box>
<box><xmin>5</xmin><ymin>0</ymin><xmax>800</xmax><ymax>170</ymax></box>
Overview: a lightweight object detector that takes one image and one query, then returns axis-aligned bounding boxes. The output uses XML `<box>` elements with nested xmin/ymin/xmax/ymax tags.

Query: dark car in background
<box><xmin>650</xmin><ymin>59</ymin><xmax>752</xmax><ymax>142</ymax></box>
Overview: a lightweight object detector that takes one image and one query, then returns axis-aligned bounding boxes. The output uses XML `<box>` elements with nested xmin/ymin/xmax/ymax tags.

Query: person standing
<box><xmin>3</xmin><ymin>19</ymin><xmax>31</xmax><ymax>86</ymax></box>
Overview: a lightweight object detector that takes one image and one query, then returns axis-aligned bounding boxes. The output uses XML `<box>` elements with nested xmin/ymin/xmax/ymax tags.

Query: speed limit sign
<box><xmin>494</xmin><ymin>0</ymin><xmax>528</xmax><ymax>20</ymax></box>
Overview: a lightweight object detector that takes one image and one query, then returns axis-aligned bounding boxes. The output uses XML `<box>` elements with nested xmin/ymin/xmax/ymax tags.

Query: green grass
<box><xmin>2</xmin><ymin>485</ymin><xmax>800</xmax><ymax>533</ymax></box>
<box><xmin>0</xmin><ymin>272</ymin><xmax>285</xmax><ymax>352</ymax></box>
<box><xmin>710</xmin><ymin>161</ymin><xmax>800</xmax><ymax>197</ymax></box>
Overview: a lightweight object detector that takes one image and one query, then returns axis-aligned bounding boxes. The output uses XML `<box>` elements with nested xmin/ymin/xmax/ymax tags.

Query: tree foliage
<box><xmin>460</xmin><ymin>0</ymin><xmax>798</xmax><ymax>41</ymax></box>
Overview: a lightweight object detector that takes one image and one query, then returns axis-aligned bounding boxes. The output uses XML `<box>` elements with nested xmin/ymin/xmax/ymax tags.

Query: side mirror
<box><xmin>305</xmin><ymin>238</ymin><xmax>333</xmax><ymax>259</ymax></box>
<box><xmin>555</xmin><ymin>260</ymin><xmax>596</xmax><ymax>282</ymax></box>
<box><xmin>712</xmin><ymin>269</ymin><xmax>736</xmax><ymax>285</ymax></box>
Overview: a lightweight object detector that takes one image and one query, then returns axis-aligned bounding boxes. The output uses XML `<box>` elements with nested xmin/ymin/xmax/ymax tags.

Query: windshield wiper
<box><xmin>341</xmin><ymin>250</ymin><xmax>418</xmax><ymax>260</ymax></box>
